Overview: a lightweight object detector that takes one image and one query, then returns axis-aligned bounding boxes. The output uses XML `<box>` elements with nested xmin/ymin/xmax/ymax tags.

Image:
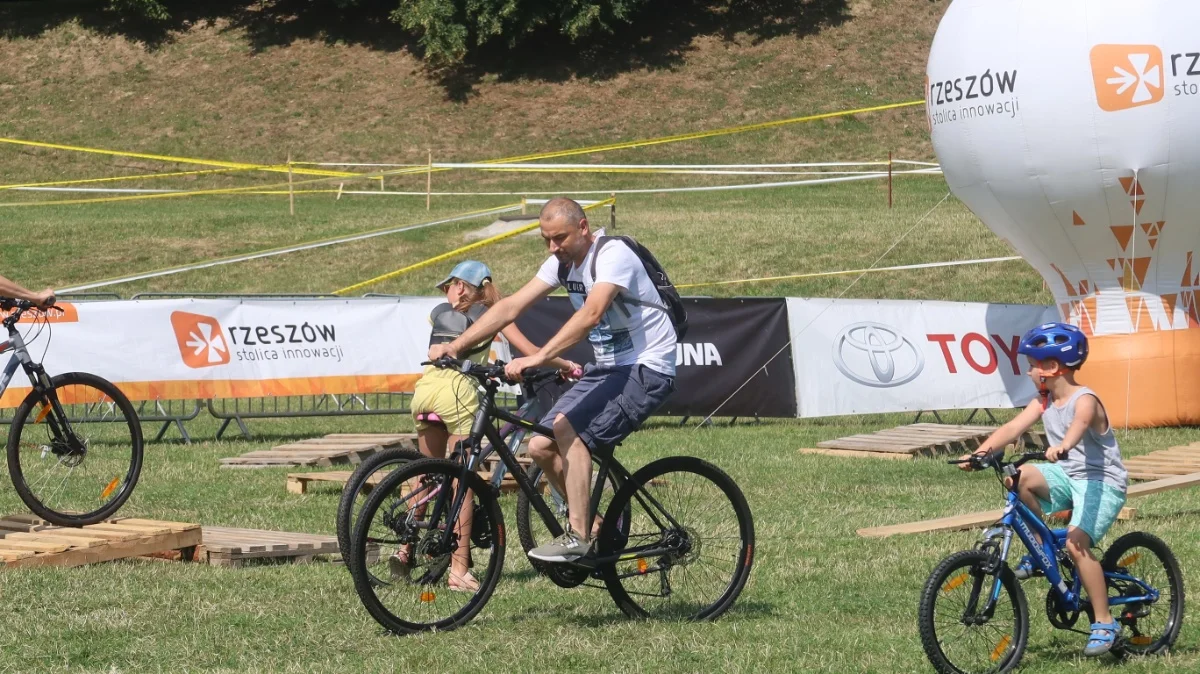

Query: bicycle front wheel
<box><xmin>335</xmin><ymin>446</ymin><xmax>424</xmax><ymax>569</ymax></box>
<box><xmin>918</xmin><ymin>549</ymin><xmax>1028</xmax><ymax>674</ymax></box>
<box><xmin>6</xmin><ymin>372</ymin><xmax>143</xmax><ymax>527</ymax></box>
<box><xmin>597</xmin><ymin>456</ymin><xmax>754</xmax><ymax>621</ymax></box>
<box><xmin>349</xmin><ymin>459</ymin><xmax>505</xmax><ymax>634</ymax></box>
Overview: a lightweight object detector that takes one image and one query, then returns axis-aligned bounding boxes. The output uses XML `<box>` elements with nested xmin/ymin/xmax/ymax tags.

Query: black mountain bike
<box><xmin>334</xmin><ymin>367</ymin><xmax>569</xmax><ymax>572</ymax></box>
<box><xmin>348</xmin><ymin>357</ymin><xmax>755</xmax><ymax>634</ymax></box>
<box><xmin>1</xmin><ymin>298</ymin><xmax>144</xmax><ymax>526</ymax></box>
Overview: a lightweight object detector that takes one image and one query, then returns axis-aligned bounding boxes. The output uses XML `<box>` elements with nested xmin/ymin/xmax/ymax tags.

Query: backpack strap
<box><xmin>589</xmin><ymin>236</ymin><xmax>670</xmax><ymax>315</ymax></box>
<box><xmin>557</xmin><ymin>258</ymin><xmax>570</xmax><ymax>289</ymax></box>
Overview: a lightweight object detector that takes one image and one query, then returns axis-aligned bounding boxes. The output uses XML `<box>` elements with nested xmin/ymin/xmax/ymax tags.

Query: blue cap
<box><xmin>436</xmin><ymin>260</ymin><xmax>492</xmax><ymax>290</ymax></box>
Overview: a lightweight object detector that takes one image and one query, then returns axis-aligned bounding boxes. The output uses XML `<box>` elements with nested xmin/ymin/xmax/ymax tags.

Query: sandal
<box><xmin>1012</xmin><ymin>554</ymin><xmax>1043</xmax><ymax>581</ymax></box>
<box><xmin>448</xmin><ymin>570</ymin><xmax>480</xmax><ymax>593</ymax></box>
<box><xmin>1084</xmin><ymin>620</ymin><xmax>1120</xmax><ymax>657</ymax></box>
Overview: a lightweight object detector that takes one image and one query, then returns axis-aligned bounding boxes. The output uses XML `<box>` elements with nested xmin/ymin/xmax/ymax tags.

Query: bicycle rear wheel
<box><xmin>7</xmin><ymin>372</ymin><xmax>143</xmax><ymax>527</ymax></box>
<box><xmin>335</xmin><ymin>446</ymin><xmax>424</xmax><ymax>569</ymax></box>
<box><xmin>349</xmin><ymin>459</ymin><xmax>505</xmax><ymax>634</ymax></box>
<box><xmin>597</xmin><ymin>456</ymin><xmax>754</xmax><ymax>621</ymax></box>
<box><xmin>1103</xmin><ymin>531</ymin><xmax>1185</xmax><ymax>657</ymax></box>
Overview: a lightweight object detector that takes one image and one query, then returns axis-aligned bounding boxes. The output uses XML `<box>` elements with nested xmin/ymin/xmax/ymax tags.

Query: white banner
<box><xmin>1</xmin><ymin>298</ymin><xmax>514</xmax><ymax>408</ymax></box>
<box><xmin>787</xmin><ymin>299</ymin><xmax>1058</xmax><ymax>417</ymax></box>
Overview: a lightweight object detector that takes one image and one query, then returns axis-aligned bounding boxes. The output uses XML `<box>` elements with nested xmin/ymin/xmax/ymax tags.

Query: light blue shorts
<box><xmin>1035</xmin><ymin>463</ymin><xmax>1127</xmax><ymax>544</ymax></box>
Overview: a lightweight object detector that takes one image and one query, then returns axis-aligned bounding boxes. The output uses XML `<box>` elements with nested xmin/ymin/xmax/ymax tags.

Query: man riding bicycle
<box><xmin>428</xmin><ymin>197</ymin><xmax>677</xmax><ymax>563</ymax></box>
<box><xmin>0</xmin><ymin>274</ymin><xmax>54</xmax><ymax>308</ymax></box>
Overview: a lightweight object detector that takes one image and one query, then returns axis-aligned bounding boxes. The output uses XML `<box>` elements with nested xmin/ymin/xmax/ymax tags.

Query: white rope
<box><xmin>59</xmin><ymin>204</ymin><xmax>523</xmax><ymax>293</ymax></box>
<box><xmin>694</xmin><ymin>192</ymin><xmax>955</xmax><ymax>428</ymax></box>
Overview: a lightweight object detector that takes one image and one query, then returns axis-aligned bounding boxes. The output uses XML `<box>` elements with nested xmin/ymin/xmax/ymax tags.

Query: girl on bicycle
<box><xmin>402</xmin><ymin>260</ymin><xmax>578</xmax><ymax>591</ymax></box>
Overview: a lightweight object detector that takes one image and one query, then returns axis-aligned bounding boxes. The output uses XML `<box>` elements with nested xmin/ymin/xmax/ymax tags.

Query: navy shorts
<box><xmin>539</xmin><ymin>364</ymin><xmax>674</xmax><ymax>452</ymax></box>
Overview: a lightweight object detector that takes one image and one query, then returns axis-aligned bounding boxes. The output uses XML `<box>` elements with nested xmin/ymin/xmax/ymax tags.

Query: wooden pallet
<box><xmin>286</xmin><ymin>455</ymin><xmax>537</xmax><ymax>495</ymax></box>
<box><xmin>0</xmin><ymin>516</ymin><xmax>201</xmax><ymax>568</ymax></box>
<box><xmin>809</xmin><ymin>423</ymin><xmax>1046</xmax><ymax>459</ymax></box>
<box><xmin>1124</xmin><ymin>443</ymin><xmax>1200</xmax><ymax>480</ymax></box>
<box><xmin>198</xmin><ymin>526</ymin><xmax>340</xmax><ymax>567</ymax></box>
<box><xmin>857</xmin><ymin>471</ymin><xmax>1200</xmax><ymax>538</ymax></box>
<box><xmin>287</xmin><ymin>470</ymin><xmax>382</xmax><ymax>495</ymax></box>
<box><xmin>220</xmin><ymin>433</ymin><xmax>418</xmax><ymax>468</ymax></box>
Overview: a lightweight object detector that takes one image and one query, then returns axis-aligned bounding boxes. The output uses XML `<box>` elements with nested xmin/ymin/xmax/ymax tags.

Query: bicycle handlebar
<box><xmin>423</xmin><ymin>356</ymin><xmax>566</xmax><ymax>388</ymax></box>
<box><xmin>0</xmin><ymin>296</ymin><xmax>57</xmax><ymax>328</ymax></box>
<box><xmin>948</xmin><ymin>450</ymin><xmax>1047</xmax><ymax>472</ymax></box>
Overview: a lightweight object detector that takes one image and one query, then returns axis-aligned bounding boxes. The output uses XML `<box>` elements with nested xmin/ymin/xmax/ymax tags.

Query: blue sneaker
<box><xmin>1013</xmin><ymin>555</ymin><xmax>1043</xmax><ymax>581</ymax></box>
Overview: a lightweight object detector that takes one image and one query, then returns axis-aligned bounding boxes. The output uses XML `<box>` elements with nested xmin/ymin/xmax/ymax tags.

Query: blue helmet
<box><xmin>1017</xmin><ymin>322</ymin><xmax>1088</xmax><ymax>368</ymax></box>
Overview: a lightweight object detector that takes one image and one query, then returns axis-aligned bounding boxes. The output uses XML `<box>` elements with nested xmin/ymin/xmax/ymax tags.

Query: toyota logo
<box><xmin>832</xmin><ymin>322</ymin><xmax>924</xmax><ymax>388</ymax></box>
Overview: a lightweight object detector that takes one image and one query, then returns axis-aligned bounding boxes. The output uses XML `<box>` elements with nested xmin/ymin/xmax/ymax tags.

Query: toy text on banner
<box><xmin>928</xmin><ymin>0</ymin><xmax>1200</xmax><ymax>427</ymax></box>
<box><xmin>787</xmin><ymin>299</ymin><xmax>1057</xmax><ymax>418</ymax></box>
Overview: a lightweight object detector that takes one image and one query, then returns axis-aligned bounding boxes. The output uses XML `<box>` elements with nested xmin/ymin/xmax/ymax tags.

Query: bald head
<box><xmin>539</xmin><ymin>197</ymin><xmax>586</xmax><ymax>227</ymax></box>
<box><xmin>539</xmin><ymin>196</ymin><xmax>593</xmax><ymax>266</ymax></box>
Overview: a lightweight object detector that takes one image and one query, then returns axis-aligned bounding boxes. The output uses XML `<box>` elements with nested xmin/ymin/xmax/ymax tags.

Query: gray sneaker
<box><xmin>528</xmin><ymin>529</ymin><xmax>591</xmax><ymax>563</ymax></box>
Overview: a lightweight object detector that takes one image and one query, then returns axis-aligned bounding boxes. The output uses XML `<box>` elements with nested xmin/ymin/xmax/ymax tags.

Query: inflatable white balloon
<box><xmin>928</xmin><ymin>0</ymin><xmax>1200</xmax><ymax>427</ymax></box>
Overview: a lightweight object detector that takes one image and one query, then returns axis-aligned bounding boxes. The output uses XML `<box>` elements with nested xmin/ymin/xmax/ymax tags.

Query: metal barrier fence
<box><xmin>206</xmin><ymin>392</ymin><xmax>414</xmax><ymax>440</ymax></box>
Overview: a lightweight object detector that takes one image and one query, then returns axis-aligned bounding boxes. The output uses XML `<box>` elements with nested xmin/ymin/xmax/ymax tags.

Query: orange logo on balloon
<box><xmin>1090</xmin><ymin>44</ymin><xmax>1165</xmax><ymax>112</ymax></box>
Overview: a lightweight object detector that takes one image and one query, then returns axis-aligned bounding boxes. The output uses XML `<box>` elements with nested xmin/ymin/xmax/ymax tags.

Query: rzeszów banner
<box><xmin>0</xmin><ymin>297</ymin><xmax>450</xmax><ymax>408</ymax></box>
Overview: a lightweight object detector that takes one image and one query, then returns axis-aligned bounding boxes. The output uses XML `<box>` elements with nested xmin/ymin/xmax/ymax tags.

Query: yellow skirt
<box><xmin>411</xmin><ymin>367</ymin><xmax>480</xmax><ymax>436</ymax></box>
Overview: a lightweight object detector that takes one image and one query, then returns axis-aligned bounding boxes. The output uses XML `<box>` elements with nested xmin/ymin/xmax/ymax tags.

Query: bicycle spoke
<box><xmin>602</xmin><ymin>460</ymin><xmax>752</xmax><ymax>621</ymax></box>
<box><xmin>10</xmin><ymin>377</ymin><xmax>141</xmax><ymax>524</ymax></box>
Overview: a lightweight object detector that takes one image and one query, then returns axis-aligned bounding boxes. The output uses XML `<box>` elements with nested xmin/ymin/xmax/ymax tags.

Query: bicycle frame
<box><xmin>0</xmin><ymin>326</ymin><xmax>35</xmax><ymax>398</ymax></box>
<box><xmin>422</xmin><ymin>371</ymin><xmax>686</xmax><ymax>570</ymax></box>
<box><xmin>974</xmin><ymin>483</ymin><xmax>1160</xmax><ymax>619</ymax></box>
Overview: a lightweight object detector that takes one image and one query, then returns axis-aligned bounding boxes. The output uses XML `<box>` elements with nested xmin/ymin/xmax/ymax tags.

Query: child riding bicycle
<box><xmin>405</xmin><ymin>260</ymin><xmax>578</xmax><ymax>591</ymax></box>
<box><xmin>958</xmin><ymin>321</ymin><xmax>1128</xmax><ymax>657</ymax></box>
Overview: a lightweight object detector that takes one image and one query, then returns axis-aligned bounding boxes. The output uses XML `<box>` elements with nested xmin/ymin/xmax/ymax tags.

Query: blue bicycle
<box><xmin>918</xmin><ymin>451</ymin><xmax>1184</xmax><ymax>674</ymax></box>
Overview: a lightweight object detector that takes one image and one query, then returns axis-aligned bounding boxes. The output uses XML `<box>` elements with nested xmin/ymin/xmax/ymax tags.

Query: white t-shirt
<box><xmin>536</xmin><ymin>231</ymin><xmax>677</xmax><ymax>376</ymax></box>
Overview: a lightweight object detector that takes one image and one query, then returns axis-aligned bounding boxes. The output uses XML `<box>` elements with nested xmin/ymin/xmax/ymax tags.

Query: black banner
<box><xmin>515</xmin><ymin>297</ymin><xmax>796</xmax><ymax>418</ymax></box>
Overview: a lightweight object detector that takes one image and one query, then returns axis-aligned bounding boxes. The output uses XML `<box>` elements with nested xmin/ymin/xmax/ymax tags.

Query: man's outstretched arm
<box><xmin>504</xmin><ymin>283</ymin><xmax>619</xmax><ymax>377</ymax></box>
<box><xmin>431</xmin><ymin>276</ymin><xmax>555</xmax><ymax>360</ymax></box>
<box><xmin>0</xmin><ymin>275</ymin><xmax>54</xmax><ymax>306</ymax></box>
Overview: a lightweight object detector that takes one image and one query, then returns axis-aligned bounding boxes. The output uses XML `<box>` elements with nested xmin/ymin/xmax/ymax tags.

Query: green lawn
<box><xmin>2</xmin><ymin>413</ymin><xmax>1198</xmax><ymax>673</ymax></box>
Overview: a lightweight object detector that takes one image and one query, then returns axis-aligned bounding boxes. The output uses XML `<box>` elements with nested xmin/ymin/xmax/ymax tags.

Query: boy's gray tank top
<box><xmin>1043</xmin><ymin>387</ymin><xmax>1127</xmax><ymax>492</ymax></box>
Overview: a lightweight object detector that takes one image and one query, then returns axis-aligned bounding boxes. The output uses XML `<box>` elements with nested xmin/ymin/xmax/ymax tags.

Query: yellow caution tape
<box><xmin>333</xmin><ymin>198</ymin><xmax>614</xmax><ymax>295</ymax></box>
<box><xmin>0</xmin><ymin>137</ymin><xmax>357</xmax><ymax>178</ymax></box>
<box><xmin>0</xmin><ymin>166</ymin><xmax>271</xmax><ymax>191</ymax></box>
<box><xmin>375</xmin><ymin>99</ymin><xmax>926</xmax><ymax>177</ymax></box>
<box><xmin>0</xmin><ymin>99</ymin><xmax>923</xmax><ymax>208</ymax></box>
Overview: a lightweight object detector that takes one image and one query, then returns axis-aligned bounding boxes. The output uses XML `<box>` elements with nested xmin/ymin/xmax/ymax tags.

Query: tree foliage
<box><xmin>107</xmin><ymin>0</ymin><xmax>170</xmax><ymax>22</ymax></box>
<box><xmin>104</xmin><ymin>0</ymin><xmax>649</xmax><ymax>65</ymax></box>
<box><xmin>390</xmin><ymin>0</ymin><xmax>648</xmax><ymax>65</ymax></box>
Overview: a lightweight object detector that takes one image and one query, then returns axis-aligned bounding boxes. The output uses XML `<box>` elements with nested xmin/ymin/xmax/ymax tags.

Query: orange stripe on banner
<box><xmin>0</xmin><ymin>374</ymin><xmax>423</xmax><ymax>409</ymax></box>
